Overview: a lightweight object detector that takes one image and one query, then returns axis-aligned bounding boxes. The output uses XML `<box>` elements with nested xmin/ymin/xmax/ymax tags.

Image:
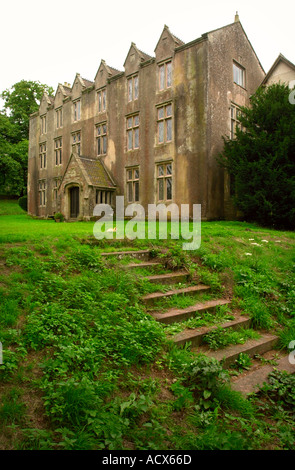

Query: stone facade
<box><xmin>28</xmin><ymin>16</ymin><xmax>265</xmax><ymax>221</ymax></box>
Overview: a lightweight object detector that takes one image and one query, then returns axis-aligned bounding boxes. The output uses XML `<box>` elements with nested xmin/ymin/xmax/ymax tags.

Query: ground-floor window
<box><xmin>157</xmin><ymin>162</ymin><xmax>172</xmax><ymax>201</ymax></box>
<box><xmin>39</xmin><ymin>180</ymin><xmax>46</xmax><ymax>206</ymax></box>
<box><xmin>96</xmin><ymin>189</ymin><xmax>113</xmax><ymax>205</ymax></box>
<box><xmin>126</xmin><ymin>167</ymin><xmax>139</xmax><ymax>203</ymax></box>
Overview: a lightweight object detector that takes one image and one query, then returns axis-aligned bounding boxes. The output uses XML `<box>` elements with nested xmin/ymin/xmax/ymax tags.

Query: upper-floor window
<box><xmin>157</xmin><ymin>162</ymin><xmax>172</xmax><ymax>201</ymax></box>
<box><xmin>73</xmin><ymin>100</ymin><xmax>81</xmax><ymax>121</ymax></box>
<box><xmin>39</xmin><ymin>142</ymin><xmax>46</xmax><ymax>169</ymax></box>
<box><xmin>126</xmin><ymin>114</ymin><xmax>139</xmax><ymax>150</ymax></box>
<box><xmin>98</xmin><ymin>89</ymin><xmax>107</xmax><ymax>113</ymax></box>
<box><xmin>72</xmin><ymin>131</ymin><xmax>81</xmax><ymax>155</ymax></box>
<box><xmin>157</xmin><ymin>103</ymin><xmax>172</xmax><ymax>144</ymax></box>
<box><xmin>233</xmin><ymin>62</ymin><xmax>245</xmax><ymax>88</ymax></box>
<box><xmin>230</xmin><ymin>104</ymin><xmax>243</xmax><ymax>140</ymax></box>
<box><xmin>96</xmin><ymin>123</ymin><xmax>107</xmax><ymax>156</ymax></box>
<box><xmin>127</xmin><ymin>75</ymin><xmax>139</xmax><ymax>102</ymax></box>
<box><xmin>159</xmin><ymin>61</ymin><xmax>172</xmax><ymax>90</ymax></box>
<box><xmin>40</xmin><ymin>114</ymin><xmax>47</xmax><ymax>134</ymax></box>
<box><xmin>54</xmin><ymin>137</ymin><xmax>62</xmax><ymax>165</ymax></box>
<box><xmin>126</xmin><ymin>167</ymin><xmax>139</xmax><ymax>203</ymax></box>
<box><xmin>56</xmin><ymin>108</ymin><xmax>63</xmax><ymax>128</ymax></box>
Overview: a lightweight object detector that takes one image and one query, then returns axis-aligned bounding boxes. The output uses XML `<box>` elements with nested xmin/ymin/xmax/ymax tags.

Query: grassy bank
<box><xmin>0</xmin><ymin>201</ymin><xmax>295</xmax><ymax>450</ymax></box>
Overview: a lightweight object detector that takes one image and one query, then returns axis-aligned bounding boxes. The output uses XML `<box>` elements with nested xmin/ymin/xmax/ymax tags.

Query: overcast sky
<box><xmin>1</xmin><ymin>0</ymin><xmax>294</xmax><ymax>99</ymax></box>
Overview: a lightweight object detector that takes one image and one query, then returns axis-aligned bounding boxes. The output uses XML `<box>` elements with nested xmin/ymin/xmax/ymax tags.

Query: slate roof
<box><xmin>78</xmin><ymin>156</ymin><xmax>116</xmax><ymax>189</ymax></box>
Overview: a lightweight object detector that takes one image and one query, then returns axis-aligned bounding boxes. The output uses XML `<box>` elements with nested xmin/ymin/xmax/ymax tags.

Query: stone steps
<box><xmin>173</xmin><ymin>315</ymin><xmax>251</xmax><ymax>348</ymax></box>
<box><xmin>145</xmin><ymin>271</ymin><xmax>190</xmax><ymax>285</ymax></box>
<box><xmin>125</xmin><ymin>261</ymin><xmax>162</xmax><ymax>270</ymax></box>
<box><xmin>231</xmin><ymin>355</ymin><xmax>295</xmax><ymax>395</ymax></box>
<box><xmin>142</xmin><ymin>284</ymin><xmax>211</xmax><ymax>306</ymax></box>
<box><xmin>101</xmin><ymin>249</ymin><xmax>151</xmax><ymax>260</ymax></box>
<box><xmin>205</xmin><ymin>334</ymin><xmax>279</xmax><ymax>368</ymax></box>
<box><xmin>152</xmin><ymin>299</ymin><xmax>231</xmax><ymax>325</ymax></box>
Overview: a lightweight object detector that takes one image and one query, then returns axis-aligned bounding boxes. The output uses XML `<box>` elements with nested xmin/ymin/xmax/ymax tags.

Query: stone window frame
<box><xmin>40</xmin><ymin>114</ymin><xmax>47</xmax><ymax>134</ymax></box>
<box><xmin>56</xmin><ymin>107</ymin><xmax>63</xmax><ymax>129</ymax></box>
<box><xmin>233</xmin><ymin>61</ymin><xmax>246</xmax><ymax>88</ymax></box>
<box><xmin>158</xmin><ymin>60</ymin><xmax>172</xmax><ymax>91</ymax></box>
<box><xmin>38</xmin><ymin>179</ymin><xmax>46</xmax><ymax>206</ymax></box>
<box><xmin>96</xmin><ymin>189</ymin><xmax>113</xmax><ymax>205</ymax></box>
<box><xmin>156</xmin><ymin>161</ymin><xmax>172</xmax><ymax>202</ymax></box>
<box><xmin>96</xmin><ymin>122</ymin><xmax>107</xmax><ymax>156</ymax></box>
<box><xmin>126</xmin><ymin>113</ymin><xmax>140</xmax><ymax>151</ymax></box>
<box><xmin>156</xmin><ymin>102</ymin><xmax>173</xmax><ymax>144</ymax></box>
<box><xmin>72</xmin><ymin>130</ymin><xmax>81</xmax><ymax>156</ymax></box>
<box><xmin>53</xmin><ymin>178</ymin><xmax>61</xmax><ymax>202</ymax></box>
<box><xmin>230</xmin><ymin>103</ymin><xmax>244</xmax><ymax>140</ymax></box>
<box><xmin>97</xmin><ymin>88</ymin><xmax>107</xmax><ymax>113</ymax></box>
<box><xmin>127</xmin><ymin>74</ymin><xmax>139</xmax><ymax>102</ymax></box>
<box><xmin>126</xmin><ymin>166</ymin><xmax>140</xmax><ymax>203</ymax></box>
<box><xmin>54</xmin><ymin>137</ymin><xmax>62</xmax><ymax>166</ymax></box>
<box><xmin>39</xmin><ymin>142</ymin><xmax>47</xmax><ymax>169</ymax></box>
<box><xmin>73</xmin><ymin>99</ymin><xmax>81</xmax><ymax>122</ymax></box>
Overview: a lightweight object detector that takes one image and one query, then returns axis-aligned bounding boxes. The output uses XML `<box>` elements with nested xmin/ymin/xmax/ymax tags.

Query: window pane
<box><xmin>127</xmin><ymin>182</ymin><xmax>133</xmax><ymax>202</ymax></box>
<box><xmin>97</xmin><ymin>138</ymin><xmax>101</xmax><ymax>155</ymax></box>
<box><xmin>158</xmin><ymin>179</ymin><xmax>164</xmax><ymax>200</ymax></box>
<box><xmin>166</xmin><ymin>62</ymin><xmax>172</xmax><ymax>87</ymax></box>
<box><xmin>166</xmin><ymin>177</ymin><xmax>172</xmax><ymax>200</ymax></box>
<box><xmin>158</xmin><ymin>165</ymin><xmax>164</xmax><ymax>176</ymax></box>
<box><xmin>166</xmin><ymin>118</ymin><xmax>172</xmax><ymax>141</ymax></box>
<box><xmin>134</xmin><ymin>181</ymin><xmax>139</xmax><ymax>202</ymax></box>
<box><xmin>166</xmin><ymin>163</ymin><xmax>172</xmax><ymax>175</ymax></box>
<box><xmin>158</xmin><ymin>107</ymin><xmax>164</xmax><ymax>120</ymax></box>
<box><xmin>166</xmin><ymin>104</ymin><xmax>172</xmax><ymax>116</ymax></box>
<box><xmin>98</xmin><ymin>93</ymin><xmax>102</xmax><ymax>112</ymax></box>
<box><xmin>159</xmin><ymin>65</ymin><xmax>165</xmax><ymax>90</ymax></box>
<box><xmin>127</xmin><ymin>129</ymin><xmax>133</xmax><ymax>150</ymax></box>
<box><xmin>134</xmin><ymin>128</ymin><xmax>139</xmax><ymax>148</ymax></box>
<box><xmin>158</xmin><ymin>121</ymin><xmax>164</xmax><ymax>143</ymax></box>
<box><xmin>127</xmin><ymin>117</ymin><xmax>132</xmax><ymax>129</ymax></box>
<box><xmin>134</xmin><ymin>76</ymin><xmax>139</xmax><ymax>99</ymax></box>
<box><xmin>128</xmin><ymin>79</ymin><xmax>133</xmax><ymax>101</ymax></box>
<box><xmin>103</xmin><ymin>135</ymin><xmax>107</xmax><ymax>154</ymax></box>
<box><xmin>134</xmin><ymin>115</ymin><xmax>139</xmax><ymax>126</ymax></box>
<box><xmin>97</xmin><ymin>126</ymin><xmax>101</xmax><ymax>136</ymax></box>
<box><xmin>102</xmin><ymin>124</ymin><xmax>107</xmax><ymax>134</ymax></box>
<box><xmin>103</xmin><ymin>90</ymin><xmax>106</xmax><ymax>110</ymax></box>
<box><xmin>134</xmin><ymin>168</ymin><xmax>139</xmax><ymax>179</ymax></box>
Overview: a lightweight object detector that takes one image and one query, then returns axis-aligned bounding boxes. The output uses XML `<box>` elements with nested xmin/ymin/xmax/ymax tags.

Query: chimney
<box><xmin>235</xmin><ymin>11</ymin><xmax>240</xmax><ymax>22</ymax></box>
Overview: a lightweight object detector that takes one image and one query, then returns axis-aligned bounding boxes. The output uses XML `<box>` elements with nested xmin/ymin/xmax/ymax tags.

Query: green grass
<box><xmin>0</xmin><ymin>199</ymin><xmax>25</xmax><ymax>216</ymax></box>
<box><xmin>1</xmin><ymin>199</ymin><xmax>295</xmax><ymax>451</ymax></box>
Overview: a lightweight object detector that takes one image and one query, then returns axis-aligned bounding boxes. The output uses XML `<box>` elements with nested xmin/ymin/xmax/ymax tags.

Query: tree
<box><xmin>1</xmin><ymin>80</ymin><xmax>54</xmax><ymax>140</ymax></box>
<box><xmin>219</xmin><ymin>83</ymin><xmax>295</xmax><ymax>230</ymax></box>
<box><xmin>0</xmin><ymin>80</ymin><xmax>54</xmax><ymax>196</ymax></box>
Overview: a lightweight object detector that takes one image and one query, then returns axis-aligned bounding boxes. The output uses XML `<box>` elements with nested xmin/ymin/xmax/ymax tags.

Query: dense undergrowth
<box><xmin>0</xmin><ymin>205</ymin><xmax>295</xmax><ymax>450</ymax></box>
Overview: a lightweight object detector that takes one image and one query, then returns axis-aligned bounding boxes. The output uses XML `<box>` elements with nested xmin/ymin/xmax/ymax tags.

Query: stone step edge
<box><xmin>173</xmin><ymin>315</ymin><xmax>251</xmax><ymax>347</ymax></box>
<box><xmin>231</xmin><ymin>355</ymin><xmax>295</xmax><ymax>395</ymax></box>
<box><xmin>142</xmin><ymin>284</ymin><xmax>211</xmax><ymax>303</ymax></box>
<box><xmin>152</xmin><ymin>299</ymin><xmax>231</xmax><ymax>324</ymax></box>
<box><xmin>125</xmin><ymin>261</ymin><xmax>162</xmax><ymax>269</ymax></box>
<box><xmin>145</xmin><ymin>271</ymin><xmax>190</xmax><ymax>283</ymax></box>
<box><xmin>205</xmin><ymin>334</ymin><xmax>279</xmax><ymax>368</ymax></box>
<box><xmin>101</xmin><ymin>249</ymin><xmax>151</xmax><ymax>257</ymax></box>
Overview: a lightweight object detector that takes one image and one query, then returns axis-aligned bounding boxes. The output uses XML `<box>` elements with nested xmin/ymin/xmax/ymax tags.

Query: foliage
<box><xmin>0</xmin><ymin>80</ymin><xmax>54</xmax><ymax>196</ymax></box>
<box><xmin>219</xmin><ymin>83</ymin><xmax>295</xmax><ymax>230</ymax></box>
<box><xmin>18</xmin><ymin>195</ymin><xmax>27</xmax><ymax>212</ymax></box>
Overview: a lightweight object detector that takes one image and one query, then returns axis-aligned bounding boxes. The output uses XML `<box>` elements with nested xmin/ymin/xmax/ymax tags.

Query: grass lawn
<box><xmin>0</xmin><ymin>200</ymin><xmax>295</xmax><ymax>451</ymax></box>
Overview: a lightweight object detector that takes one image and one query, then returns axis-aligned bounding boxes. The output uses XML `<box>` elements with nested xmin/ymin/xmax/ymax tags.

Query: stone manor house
<box><xmin>28</xmin><ymin>14</ymin><xmax>266</xmax><ymax>221</ymax></box>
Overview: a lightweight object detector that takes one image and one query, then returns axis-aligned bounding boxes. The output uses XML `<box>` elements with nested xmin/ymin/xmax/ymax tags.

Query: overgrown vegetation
<box><xmin>0</xmin><ymin>201</ymin><xmax>295</xmax><ymax>450</ymax></box>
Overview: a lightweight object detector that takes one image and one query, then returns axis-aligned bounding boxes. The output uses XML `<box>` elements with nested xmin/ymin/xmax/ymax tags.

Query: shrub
<box><xmin>18</xmin><ymin>195</ymin><xmax>27</xmax><ymax>212</ymax></box>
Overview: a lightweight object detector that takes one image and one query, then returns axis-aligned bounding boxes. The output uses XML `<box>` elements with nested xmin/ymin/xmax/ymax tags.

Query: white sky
<box><xmin>1</xmin><ymin>0</ymin><xmax>294</xmax><ymax>100</ymax></box>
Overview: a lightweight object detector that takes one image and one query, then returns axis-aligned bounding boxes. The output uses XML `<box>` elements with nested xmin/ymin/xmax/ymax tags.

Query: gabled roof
<box><xmin>261</xmin><ymin>53</ymin><xmax>295</xmax><ymax>85</ymax></box>
<box><xmin>78</xmin><ymin>156</ymin><xmax>116</xmax><ymax>188</ymax></box>
<box><xmin>94</xmin><ymin>60</ymin><xmax>122</xmax><ymax>82</ymax></box>
<box><xmin>124</xmin><ymin>42</ymin><xmax>153</xmax><ymax>67</ymax></box>
<box><xmin>154</xmin><ymin>25</ymin><xmax>184</xmax><ymax>53</ymax></box>
<box><xmin>60</xmin><ymin>152</ymin><xmax>116</xmax><ymax>190</ymax></box>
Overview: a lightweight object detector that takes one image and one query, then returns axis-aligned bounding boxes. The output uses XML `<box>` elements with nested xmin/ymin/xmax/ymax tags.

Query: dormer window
<box><xmin>159</xmin><ymin>61</ymin><xmax>172</xmax><ymax>90</ymax></box>
<box><xmin>73</xmin><ymin>100</ymin><xmax>81</xmax><ymax>121</ymax></box>
<box><xmin>127</xmin><ymin>75</ymin><xmax>139</xmax><ymax>102</ymax></box>
<box><xmin>98</xmin><ymin>89</ymin><xmax>106</xmax><ymax>113</ymax></box>
<box><xmin>56</xmin><ymin>108</ymin><xmax>63</xmax><ymax>128</ymax></box>
<box><xmin>40</xmin><ymin>114</ymin><xmax>47</xmax><ymax>134</ymax></box>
